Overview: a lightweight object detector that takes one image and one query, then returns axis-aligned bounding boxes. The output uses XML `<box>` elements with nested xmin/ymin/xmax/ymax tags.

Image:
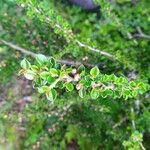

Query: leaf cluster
<box><xmin>20</xmin><ymin>54</ymin><xmax>149</xmax><ymax>101</ymax></box>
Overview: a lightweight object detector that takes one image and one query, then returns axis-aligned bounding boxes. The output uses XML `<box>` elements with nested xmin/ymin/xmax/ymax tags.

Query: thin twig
<box><xmin>131</xmin><ymin>108</ymin><xmax>136</xmax><ymax>130</ymax></box>
<box><xmin>57</xmin><ymin>59</ymin><xmax>94</xmax><ymax>67</ymax></box>
<box><xmin>134</xmin><ymin>27</ymin><xmax>150</xmax><ymax>40</ymax></box>
<box><xmin>0</xmin><ymin>39</ymin><xmax>94</xmax><ymax>67</ymax></box>
<box><xmin>140</xmin><ymin>143</ymin><xmax>146</xmax><ymax>150</ymax></box>
<box><xmin>46</xmin><ymin>17</ymin><xmax>115</xmax><ymax>60</ymax></box>
<box><xmin>76</xmin><ymin>40</ymin><xmax>115</xmax><ymax>60</ymax></box>
<box><xmin>131</xmin><ymin>104</ymin><xmax>146</xmax><ymax>150</ymax></box>
<box><xmin>33</xmin><ymin>5</ymin><xmax>115</xmax><ymax>60</ymax></box>
<box><xmin>113</xmin><ymin>117</ymin><xmax>128</xmax><ymax>129</ymax></box>
<box><xmin>0</xmin><ymin>40</ymin><xmax>37</xmax><ymax>57</ymax></box>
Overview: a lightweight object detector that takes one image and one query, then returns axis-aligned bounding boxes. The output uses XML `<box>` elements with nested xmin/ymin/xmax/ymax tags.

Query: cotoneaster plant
<box><xmin>19</xmin><ymin>54</ymin><xmax>149</xmax><ymax>101</ymax></box>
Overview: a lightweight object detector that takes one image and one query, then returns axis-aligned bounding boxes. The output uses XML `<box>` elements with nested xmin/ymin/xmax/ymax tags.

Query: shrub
<box><xmin>0</xmin><ymin>0</ymin><xmax>150</xmax><ymax>149</ymax></box>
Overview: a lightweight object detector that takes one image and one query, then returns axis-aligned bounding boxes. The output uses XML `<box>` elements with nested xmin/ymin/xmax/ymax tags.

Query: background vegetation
<box><xmin>0</xmin><ymin>0</ymin><xmax>150</xmax><ymax>149</ymax></box>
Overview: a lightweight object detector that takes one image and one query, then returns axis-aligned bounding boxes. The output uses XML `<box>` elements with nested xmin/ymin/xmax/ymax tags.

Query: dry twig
<box><xmin>135</xmin><ymin>27</ymin><xmax>150</xmax><ymax>40</ymax></box>
<box><xmin>0</xmin><ymin>39</ymin><xmax>94</xmax><ymax>67</ymax></box>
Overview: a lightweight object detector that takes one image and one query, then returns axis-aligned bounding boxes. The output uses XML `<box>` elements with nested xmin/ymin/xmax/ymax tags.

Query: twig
<box><xmin>135</xmin><ymin>99</ymin><xmax>140</xmax><ymax>114</ymax></box>
<box><xmin>76</xmin><ymin>40</ymin><xmax>115</xmax><ymax>60</ymax></box>
<box><xmin>134</xmin><ymin>27</ymin><xmax>150</xmax><ymax>40</ymax></box>
<box><xmin>0</xmin><ymin>40</ymin><xmax>37</xmax><ymax>57</ymax></box>
<box><xmin>113</xmin><ymin>117</ymin><xmax>128</xmax><ymax>129</ymax></box>
<box><xmin>0</xmin><ymin>39</ymin><xmax>94</xmax><ymax>67</ymax></box>
<box><xmin>131</xmin><ymin>108</ymin><xmax>136</xmax><ymax>130</ymax></box>
<box><xmin>140</xmin><ymin>143</ymin><xmax>146</xmax><ymax>150</ymax></box>
<box><xmin>57</xmin><ymin>59</ymin><xmax>94</xmax><ymax>67</ymax></box>
<box><xmin>33</xmin><ymin>5</ymin><xmax>115</xmax><ymax>60</ymax></box>
<box><xmin>46</xmin><ymin>17</ymin><xmax>115</xmax><ymax>60</ymax></box>
<box><xmin>130</xmin><ymin>105</ymin><xmax>146</xmax><ymax>150</ymax></box>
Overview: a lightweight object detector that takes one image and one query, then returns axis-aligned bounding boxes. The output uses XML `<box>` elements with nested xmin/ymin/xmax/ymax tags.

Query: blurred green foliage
<box><xmin>0</xmin><ymin>0</ymin><xmax>150</xmax><ymax>150</ymax></box>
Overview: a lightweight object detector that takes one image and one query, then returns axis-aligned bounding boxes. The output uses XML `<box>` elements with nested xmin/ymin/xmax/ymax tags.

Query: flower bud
<box><xmin>74</xmin><ymin>74</ymin><xmax>80</xmax><ymax>81</ymax></box>
<box><xmin>72</xmin><ymin>69</ymin><xmax>77</xmax><ymax>75</ymax></box>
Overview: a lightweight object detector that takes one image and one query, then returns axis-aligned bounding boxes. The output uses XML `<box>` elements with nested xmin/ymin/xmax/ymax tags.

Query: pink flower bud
<box><xmin>72</xmin><ymin>69</ymin><xmax>77</xmax><ymax>74</ymax></box>
<box><xmin>74</xmin><ymin>74</ymin><xmax>80</xmax><ymax>81</ymax></box>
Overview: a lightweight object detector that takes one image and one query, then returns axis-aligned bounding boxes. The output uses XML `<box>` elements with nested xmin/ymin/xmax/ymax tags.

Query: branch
<box><xmin>131</xmin><ymin>108</ymin><xmax>136</xmax><ymax>130</ymax></box>
<box><xmin>0</xmin><ymin>40</ymin><xmax>37</xmax><ymax>57</ymax></box>
<box><xmin>134</xmin><ymin>27</ymin><xmax>150</xmax><ymax>40</ymax></box>
<box><xmin>140</xmin><ymin>143</ymin><xmax>146</xmax><ymax>150</ymax></box>
<box><xmin>46</xmin><ymin>17</ymin><xmax>115</xmax><ymax>60</ymax></box>
<box><xmin>0</xmin><ymin>39</ymin><xmax>94</xmax><ymax>67</ymax></box>
<box><xmin>131</xmin><ymin>104</ymin><xmax>146</xmax><ymax>150</ymax></box>
<box><xmin>76</xmin><ymin>40</ymin><xmax>115</xmax><ymax>60</ymax></box>
<box><xmin>113</xmin><ymin>117</ymin><xmax>128</xmax><ymax>129</ymax></box>
<box><xmin>57</xmin><ymin>59</ymin><xmax>94</xmax><ymax>67</ymax></box>
<box><xmin>35</xmin><ymin>7</ymin><xmax>115</xmax><ymax>60</ymax></box>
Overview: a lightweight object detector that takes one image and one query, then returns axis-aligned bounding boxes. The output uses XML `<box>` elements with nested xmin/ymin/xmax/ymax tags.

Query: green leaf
<box><xmin>130</xmin><ymin>81</ymin><xmax>137</xmax><ymax>87</ymax></box>
<box><xmin>90</xmin><ymin>88</ymin><xmax>99</xmax><ymax>99</ymax></box>
<box><xmin>138</xmin><ymin>82</ymin><xmax>149</xmax><ymax>91</ymax></box>
<box><xmin>109</xmin><ymin>74</ymin><xmax>117</xmax><ymax>81</ymax></box>
<box><xmin>65</xmin><ymin>82</ymin><xmax>74</xmax><ymax>92</ymax></box>
<box><xmin>102</xmin><ymin>74</ymin><xmax>116</xmax><ymax>82</ymax></box>
<box><xmin>84</xmin><ymin>75</ymin><xmax>92</xmax><ymax>87</ymax></box>
<box><xmin>38</xmin><ymin>86</ymin><xmax>49</xmax><ymax>94</ymax></box>
<box><xmin>50</xmin><ymin>68</ymin><xmax>58</xmax><ymax>77</ymax></box>
<box><xmin>132</xmin><ymin>90</ymin><xmax>138</xmax><ymax>97</ymax></box>
<box><xmin>78</xmin><ymin>65</ymin><xmax>85</xmax><ymax>76</ymax></box>
<box><xmin>105</xmin><ymin>89</ymin><xmax>113</xmax><ymax>96</ymax></box>
<box><xmin>40</xmin><ymin>71</ymin><xmax>50</xmax><ymax>80</ymax></box>
<box><xmin>31</xmin><ymin>65</ymin><xmax>39</xmax><ymax>72</ymax></box>
<box><xmin>78</xmin><ymin>65</ymin><xmax>85</xmax><ymax>71</ymax></box>
<box><xmin>60</xmin><ymin>71</ymin><xmax>66</xmax><ymax>78</ymax></box>
<box><xmin>24</xmin><ymin>70</ymin><xmax>36</xmax><ymax>80</ymax></box>
<box><xmin>36</xmin><ymin>54</ymin><xmax>48</xmax><ymax>65</ymax></box>
<box><xmin>66</xmin><ymin>68</ymin><xmax>73</xmax><ymax>74</ymax></box>
<box><xmin>90</xmin><ymin>66</ymin><xmax>100</xmax><ymax>78</ymax></box>
<box><xmin>102</xmin><ymin>89</ymin><xmax>113</xmax><ymax>98</ymax></box>
<box><xmin>113</xmin><ymin>90</ymin><xmax>121</xmax><ymax>98</ymax></box>
<box><xmin>20</xmin><ymin>58</ymin><xmax>31</xmax><ymax>69</ymax></box>
<box><xmin>123</xmin><ymin>89</ymin><xmax>132</xmax><ymax>99</ymax></box>
<box><xmin>116</xmin><ymin>77</ymin><xmax>128</xmax><ymax>84</ymax></box>
<box><xmin>124</xmin><ymin>89</ymin><xmax>131</xmax><ymax>96</ymax></box>
<box><xmin>49</xmin><ymin>57</ymin><xmax>56</xmax><ymax>67</ymax></box>
<box><xmin>47</xmin><ymin>76</ymin><xmax>55</xmax><ymax>84</ymax></box>
<box><xmin>79</xmin><ymin>88</ymin><xmax>86</xmax><ymax>98</ymax></box>
<box><xmin>57</xmin><ymin>82</ymin><xmax>64</xmax><ymax>89</ymax></box>
<box><xmin>46</xmin><ymin>89</ymin><xmax>57</xmax><ymax>101</ymax></box>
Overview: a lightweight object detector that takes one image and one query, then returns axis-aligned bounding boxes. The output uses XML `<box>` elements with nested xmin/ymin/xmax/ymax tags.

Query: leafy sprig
<box><xmin>19</xmin><ymin>54</ymin><xmax>149</xmax><ymax>101</ymax></box>
<box><xmin>17</xmin><ymin>0</ymin><xmax>115</xmax><ymax>59</ymax></box>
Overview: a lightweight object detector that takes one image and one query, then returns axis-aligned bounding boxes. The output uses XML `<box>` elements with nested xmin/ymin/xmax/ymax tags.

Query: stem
<box><xmin>28</xmin><ymin>4</ymin><xmax>116</xmax><ymax>60</ymax></box>
<box><xmin>131</xmin><ymin>108</ymin><xmax>136</xmax><ymax>130</ymax></box>
<box><xmin>0</xmin><ymin>39</ymin><xmax>94</xmax><ymax>67</ymax></box>
<box><xmin>49</xmin><ymin>78</ymin><xmax>61</xmax><ymax>89</ymax></box>
<box><xmin>140</xmin><ymin>143</ymin><xmax>146</xmax><ymax>150</ymax></box>
<box><xmin>49</xmin><ymin>74</ymin><xmax>74</xmax><ymax>89</ymax></box>
<box><xmin>136</xmin><ymin>27</ymin><xmax>150</xmax><ymax>40</ymax></box>
<box><xmin>113</xmin><ymin>117</ymin><xmax>128</xmax><ymax>129</ymax></box>
<box><xmin>76</xmin><ymin>40</ymin><xmax>115</xmax><ymax>60</ymax></box>
<box><xmin>130</xmin><ymin>105</ymin><xmax>146</xmax><ymax>150</ymax></box>
<box><xmin>0</xmin><ymin>39</ymin><xmax>37</xmax><ymax>57</ymax></box>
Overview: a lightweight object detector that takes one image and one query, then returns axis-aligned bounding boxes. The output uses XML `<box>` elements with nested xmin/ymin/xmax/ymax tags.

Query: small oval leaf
<box><xmin>65</xmin><ymin>82</ymin><xmax>74</xmax><ymax>92</ymax></box>
<box><xmin>36</xmin><ymin>54</ymin><xmax>48</xmax><ymax>65</ymax></box>
<box><xmin>79</xmin><ymin>88</ymin><xmax>86</xmax><ymax>98</ymax></box>
<box><xmin>50</xmin><ymin>68</ymin><xmax>58</xmax><ymax>77</ymax></box>
<box><xmin>24</xmin><ymin>70</ymin><xmax>36</xmax><ymax>80</ymax></box>
<box><xmin>21</xmin><ymin>58</ymin><xmax>31</xmax><ymax>69</ymax></box>
<box><xmin>91</xmin><ymin>88</ymin><xmax>99</xmax><ymax>99</ymax></box>
<box><xmin>90</xmin><ymin>66</ymin><xmax>100</xmax><ymax>78</ymax></box>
